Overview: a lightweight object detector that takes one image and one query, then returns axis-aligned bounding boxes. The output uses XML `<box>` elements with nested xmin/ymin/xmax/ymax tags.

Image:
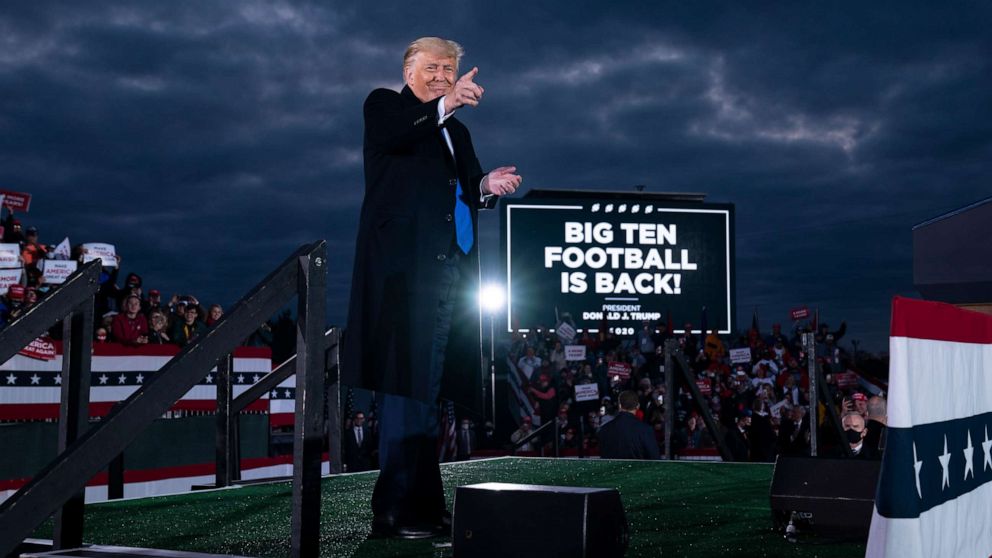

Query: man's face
<box><xmin>185</xmin><ymin>308</ymin><xmax>198</xmax><ymax>324</ymax></box>
<box><xmin>405</xmin><ymin>51</ymin><xmax>457</xmax><ymax>103</ymax></box>
<box><xmin>354</xmin><ymin>414</ymin><xmax>364</xmax><ymax>425</ymax></box>
<box><xmin>843</xmin><ymin>414</ymin><xmax>866</xmax><ymax>443</ymax></box>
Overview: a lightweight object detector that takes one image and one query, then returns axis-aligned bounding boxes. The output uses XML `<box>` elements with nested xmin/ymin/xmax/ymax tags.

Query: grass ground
<box><xmin>33</xmin><ymin>458</ymin><xmax>866</xmax><ymax>557</ymax></box>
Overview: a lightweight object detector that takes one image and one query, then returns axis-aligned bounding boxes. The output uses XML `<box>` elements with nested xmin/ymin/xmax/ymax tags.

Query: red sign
<box><xmin>790</xmin><ymin>306</ymin><xmax>810</xmax><ymax>320</ymax></box>
<box><xmin>695</xmin><ymin>379</ymin><xmax>712</xmax><ymax>396</ymax></box>
<box><xmin>834</xmin><ymin>371</ymin><xmax>859</xmax><ymax>388</ymax></box>
<box><xmin>607</xmin><ymin>361</ymin><xmax>631</xmax><ymax>379</ymax></box>
<box><xmin>0</xmin><ymin>190</ymin><xmax>32</xmax><ymax>213</ymax></box>
<box><xmin>19</xmin><ymin>336</ymin><xmax>56</xmax><ymax>361</ymax></box>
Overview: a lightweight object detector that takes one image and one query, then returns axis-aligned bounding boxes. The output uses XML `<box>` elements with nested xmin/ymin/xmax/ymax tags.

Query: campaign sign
<box><xmin>574</xmin><ymin>382</ymin><xmax>600</xmax><ymax>402</ymax></box>
<box><xmin>696</xmin><ymin>379</ymin><xmax>712</xmax><ymax>396</ymax></box>
<box><xmin>834</xmin><ymin>371</ymin><xmax>859</xmax><ymax>388</ymax></box>
<box><xmin>729</xmin><ymin>347</ymin><xmax>752</xmax><ymax>364</ymax></box>
<box><xmin>81</xmin><ymin>243</ymin><xmax>117</xmax><ymax>267</ymax></box>
<box><xmin>19</xmin><ymin>337</ymin><xmax>56</xmax><ymax>361</ymax></box>
<box><xmin>40</xmin><ymin>260</ymin><xmax>78</xmax><ymax>284</ymax></box>
<box><xmin>790</xmin><ymin>306</ymin><xmax>810</xmax><ymax>320</ymax></box>
<box><xmin>0</xmin><ymin>269</ymin><xmax>22</xmax><ymax>292</ymax></box>
<box><xmin>0</xmin><ymin>189</ymin><xmax>32</xmax><ymax>212</ymax></box>
<box><xmin>555</xmin><ymin>320</ymin><xmax>576</xmax><ymax>342</ymax></box>
<box><xmin>564</xmin><ymin>344</ymin><xmax>587</xmax><ymax>361</ymax></box>
<box><xmin>607</xmin><ymin>361</ymin><xmax>631</xmax><ymax>379</ymax></box>
<box><xmin>0</xmin><ymin>244</ymin><xmax>20</xmax><ymax>268</ymax></box>
<box><xmin>502</xmin><ymin>191</ymin><xmax>734</xmax><ymax>335</ymax></box>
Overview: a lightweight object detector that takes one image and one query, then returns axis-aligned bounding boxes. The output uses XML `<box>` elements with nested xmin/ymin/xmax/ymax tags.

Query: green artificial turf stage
<box><xmin>33</xmin><ymin>458</ymin><xmax>866</xmax><ymax>557</ymax></box>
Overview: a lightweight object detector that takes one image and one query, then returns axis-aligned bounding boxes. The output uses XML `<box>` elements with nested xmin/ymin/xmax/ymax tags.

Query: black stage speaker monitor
<box><xmin>452</xmin><ymin>483</ymin><xmax>629</xmax><ymax>558</ymax></box>
<box><xmin>769</xmin><ymin>456</ymin><xmax>880</xmax><ymax>538</ymax></box>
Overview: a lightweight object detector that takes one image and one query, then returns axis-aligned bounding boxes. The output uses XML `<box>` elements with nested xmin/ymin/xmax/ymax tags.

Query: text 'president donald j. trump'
<box><xmin>342</xmin><ymin>36</ymin><xmax>521</xmax><ymax>539</ymax></box>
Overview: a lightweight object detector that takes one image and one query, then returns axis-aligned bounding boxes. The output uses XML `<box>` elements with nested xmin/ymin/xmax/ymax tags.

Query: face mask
<box><xmin>845</xmin><ymin>429</ymin><xmax>863</xmax><ymax>444</ymax></box>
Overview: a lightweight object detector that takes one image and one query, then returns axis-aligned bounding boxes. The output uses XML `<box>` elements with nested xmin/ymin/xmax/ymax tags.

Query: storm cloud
<box><xmin>1</xmin><ymin>1</ymin><xmax>989</xmax><ymax>351</ymax></box>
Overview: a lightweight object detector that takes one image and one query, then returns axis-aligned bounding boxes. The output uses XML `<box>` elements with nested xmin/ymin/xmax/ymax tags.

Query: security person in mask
<box><xmin>838</xmin><ymin>412</ymin><xmax>880</xmax><ymax>459</ymax></box>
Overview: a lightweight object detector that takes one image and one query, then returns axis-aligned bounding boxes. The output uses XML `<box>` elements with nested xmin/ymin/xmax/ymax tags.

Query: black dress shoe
<box><xmin>371</xmin><ymin>517</ymin><xmax>436</xmax><ymax>540</ymax></box>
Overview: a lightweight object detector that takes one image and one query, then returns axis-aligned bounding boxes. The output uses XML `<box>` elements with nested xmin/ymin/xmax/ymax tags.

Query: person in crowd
<box><xmin>171</xmin><ymin>304</ymin><xmax>206</xmax><ymax>346</ymax></box>
<box><xmin>20</xmin><ymin>226</ymin><xmax>47</xmax><ymax>271</ymax></box>
<box><xmin>343</xmin><ymin>411</ymin><xmax>374</xmax><ymax>472</ymax></box>
<box><xmin>838</xmin><ymin>411</ymin><xmax>878</xmax><ymax>459</ymax></box>
<box><xmin>636</xmin><ymin>320</ymin><xmax>655</xmax><ymax>356</ymax></box>
<box><xmin>3</xmin><ymin>217</ymin><xmax>25</xmax><ymax>243</ymax></box>
<box><xmin>3</xmin><ymin>284</ymin><xmax>26</xmax><ymax>323</ymax></box>
<box><xmin>517</xmin><ymin>346</ymin><xmax>542</xmax><ymax>381</ymax></box>
<box><xmin>478</xmin><ymin>420</ymin><xmax>498</xmax><ymax>450</ymax></box>
<box><xmin>145</xmin><ymin>289</ymin><xmax>164</xmax><ymax>315</ymax></box>
<box><xmin>206</xmin><ymin>304</ymin><xmax>224</xmax><ymax>326</ymax></box>
<box><xmin>852</xmin><ymin>392</ymin><xmax>869</xmax><ymax>417</ymax></box>
<box><xmin>111</xmin><ymin>294</ymin><xmax>149</xmax><ymax>346</ymax></box>
<box><xmin>548</xmin><ymin>341</ymin><xmax>567</xmax><ymax>373</ymax></box>
<box><xmin>528</xmin><ymin>373</ymin><xmax>557</xmax><ymax>424</ymax></box>
<box><xmin>748</xmin><ymin>399</ymin><xmax>777</xmax><ymax>462</ymax></box>
<box><xmin>597</xmin><ymin>390</ymin><xmax>660</xmax><ymax>460</ymax></box>
<box><xmin>94</xmin><ymin>327</ymin><xmax>109</xmax><ymax>343</ymax></box>
<box><xmin>455</xmin><ymin>418</ymin><xmax>476</xmax><ymax>461</ymax></box>
<box><xmin>510</xmin><ymin>417</ymin><xmax>535</xmax><ymax>452</ymax></box>
<box><xmin>23</xmin><ymin>287</ymin><xmax>38</xmax><ymax>310</ymax></box>
<box><xmin>561</xmin><ymin>427</ymin><xmax>579</xmax><ymax>449</ymax></box>
<box><xmin>146</xmin><ymin>310</ymin><xmax>171</xmax><ymax>344</ymax></box>
<box><xmin>777</xmin><ymin>406</ymin><xmax>810</xmax><ymax>456</ymax></box>
<box><xmin>725</xmin><ymin>410</ymin><xmax>751</xmax><ymax>462</ymax></box>
<box><xmin>863</xmin><ymin>395</ymin><xmax>887</xmax><ymax>457</ymax></box>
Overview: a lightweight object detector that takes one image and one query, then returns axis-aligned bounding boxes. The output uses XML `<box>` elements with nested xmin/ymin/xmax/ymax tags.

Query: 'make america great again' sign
<box><xmin>501</xmin><ymin>190</ymin><xmax>735</xmax><ymax>335</ymax></box>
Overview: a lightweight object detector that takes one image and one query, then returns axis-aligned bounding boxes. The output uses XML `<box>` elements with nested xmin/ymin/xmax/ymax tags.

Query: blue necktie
<box><xmin>455</xmin><ymin>179</ymin><xmax>473</xmax><ymax>254</ymax></box>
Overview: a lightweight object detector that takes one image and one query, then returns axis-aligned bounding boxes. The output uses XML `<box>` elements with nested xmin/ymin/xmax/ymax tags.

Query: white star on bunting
<box><xmin>963</xmin><ymin>430</ymin><xmax>975</xmax><ymax>480</ymax></box>
<box><xmin>135</xmin><ymin>374</ymin><xmax>144</xmax><ymax>384</ymax></box>
<box><xmin>29</xmin><ymin>374</ymin><xmax>40</xmax><ymax>385</ymax></box>
<box><xmin>913</xmin><ymin>442</ymin><xmax>923</xmax><ymax>499</ymax></box>
<box><xmin>938</xmin><ymin>435</ymin><xmax>952</xmax><ymax>490</ymax></box>
<box><xmin>98</xmin><ymin>374</ymin><xmax>109</xmax><ymax>385</ymax></box>
<box><xmin>5</xmin><ymin>373</ymin><xmax>16</xmax><ymax>385</ymax></box>
<box><xmin>236</xmin><ymin>374</ymin><xmax>245</xmax><ymax>384</ymax></box>
<box><xmin>205</xmin><ymin>374</ymin><xmax>213</xmax><ymax>384</ymax></box>
<box><xmin>54</xmin><ymin>374</ymin><xmax>62</xmax><ymax>385</ymax></box>
<box><xmin>252</xmin><ymin>374</ymin><xmax>260</xmax><ymax>383</ymax></box>
<box><xmin>983</xmin><ymin>426</ymin><xmax>992</xmax><ymax>472</ymax></box>
<box><xmin>117</xmin><ymin>374</ymin><xmax>127</xmax><ymax>385</ymax></box>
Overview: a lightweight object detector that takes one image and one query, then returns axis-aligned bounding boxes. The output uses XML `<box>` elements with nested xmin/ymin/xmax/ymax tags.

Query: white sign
<box><xmin>40</xmin><ymin>260</ymin><xmax>78</xmax><ymax>284</ymax></box>
<box><xmin>564</xmin><ymin>344</ymin><xmax>587</xmax><ymax>361</ymax></box>
<box><xmin>53</xmin><ymin>237</ymin><xmax>72</xmax><ymax>260</ymax></box>
<box><xmin>0</xmin><ymin>268</ymin><xmax>22</xmax><ymax>292</ymax></box>
<box><xmin>555</xmin><ymin>321</ymin><xmax>576</xmax><ymax>342</ymax></box>
<box><xmin>81</xmin><ymin>243</ymin><xmax>117</xmax><ymax>267</ymax></box>
<box><xmin>769</xmin><ymin>399</ymin><xmax>789</xmax><ymax>417</ymax></box>
<box><xmin>574</xmin><ymin>382</ymin><xmax>600</xmax><ymax>402</ymax></box>
<box><xmin>729</xmin><ymin>347</ymin><xmax>752</xmax><ymax>364</ymax></box>
<box><xmin>0</xmin><ymin>243</ymin><xmax>21</xmax><ymax>269</ymax></box>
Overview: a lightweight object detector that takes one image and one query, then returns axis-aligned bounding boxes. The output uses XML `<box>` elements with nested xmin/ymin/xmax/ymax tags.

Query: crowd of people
<box><xmin>0</xmin><ymin>206</ymin><xmax>243</xmax><ymax>348</ymax></box>
<box><xmin>503</xmin><ymin>317</ymin><xmax>887</xmax><ymax>462</ymax></box>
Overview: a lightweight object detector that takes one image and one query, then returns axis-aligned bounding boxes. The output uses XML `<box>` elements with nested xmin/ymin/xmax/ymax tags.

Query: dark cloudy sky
<box><xmin>1</xmin><ymin>2</ymin><xmax>989</xmax><ymax>352</ymax></box>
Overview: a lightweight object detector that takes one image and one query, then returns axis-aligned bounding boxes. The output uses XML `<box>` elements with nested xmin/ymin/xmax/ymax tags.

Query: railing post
<box><xmin>53</xmin><ymin>301</ymin><xmax>93</xmax><ymax>549</ymax></box>
<box><xmin>215</xmin><ymin>353</ymin><xmax>238</xmax><ymax>487</ymax></box>
<box><xmin>291</xmin><ymin>243</ymin><xmax>326</xmax><ymax>558</ymax></box>
<box><xmin>663</xmin><ymin>339</ymin><xmax>676</xmax><ymax>460</ymax></box>
<box><xmin>803</xmin><ymin>333</ymin><xmax>818</xmax><ymax>456</ymax></box>
<box><xmin>325</xmin><ymin>330</ymin><xmax>342</xmax><ymax>475</ymax></box>
<box><xmin>107</xmin><ymin>453</ymin><xmax>124</xmax><ymax>500</ymax></box>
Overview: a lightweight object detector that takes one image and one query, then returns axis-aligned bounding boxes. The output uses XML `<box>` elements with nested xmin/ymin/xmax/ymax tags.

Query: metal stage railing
<box><xmin>0</xmin><ymin>241</ymin><xmax>334</xmax><ymax>558</ymax></box>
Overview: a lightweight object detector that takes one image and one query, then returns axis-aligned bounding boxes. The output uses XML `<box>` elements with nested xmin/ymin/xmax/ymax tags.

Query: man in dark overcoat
<box><xmin>342</xmin><ymin>36</ymin><xmax>521</xmax><ymax>539</ymax></box>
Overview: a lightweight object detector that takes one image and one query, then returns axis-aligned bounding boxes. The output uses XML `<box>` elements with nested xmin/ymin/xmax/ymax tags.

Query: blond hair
<box><xmin>403</xmin><ymin>37</ymin><xmax>464</xmax><ymax>73</ymax></box>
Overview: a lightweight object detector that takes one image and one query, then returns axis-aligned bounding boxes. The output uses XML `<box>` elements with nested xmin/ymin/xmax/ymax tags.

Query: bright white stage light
<box><xmin>479</xmin><ymin>284</ymin><xmax>505</xmax><ymax>313</ymax></box>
